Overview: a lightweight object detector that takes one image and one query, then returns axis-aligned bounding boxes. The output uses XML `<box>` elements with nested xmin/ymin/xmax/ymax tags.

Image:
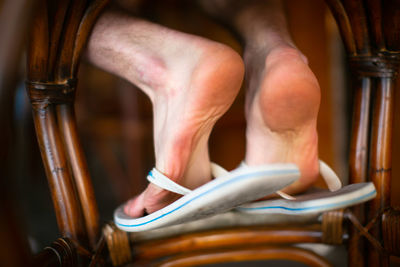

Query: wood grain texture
<box><xmin>26</xmin><ymin>0</ymin><xmax>109</xmax><ymax>253</ymax></box>
<box><xmin>31</xmin><ymin>103</ymin><xmax>87</xmax><ymax>243</ymax></box>
<box><xmin>326</xmin><ymin>0</ymin><xmax>400</xmax><ymax>266</ymax></box>
<box><xmin>155</xmin><ymin>246</ymin><xmax>332</xmax><ymax>267</ymax></box>
<box><xmin>57</xmin><ymin>104</ymin><xmax>100</xmax><ymax>248</ymax></box>
<box><xmin>132</xmin><ymin>226</ymin><xmax>324</xmax><ymax>261</ymax></box>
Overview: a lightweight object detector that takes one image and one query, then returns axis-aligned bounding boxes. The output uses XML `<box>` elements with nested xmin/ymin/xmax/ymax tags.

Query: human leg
<box><xmin>87</xmin><ymin>8</ymin><xmax>244</xmax><ymax>216</ymax></box>
<box><xmin>199</xmin><ymin>0</ymin><xmax>320</xmax><ymax>194</ymax></box>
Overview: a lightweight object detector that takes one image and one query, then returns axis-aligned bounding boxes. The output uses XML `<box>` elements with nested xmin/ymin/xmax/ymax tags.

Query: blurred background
<box><xmin>4</xmin><ymin>0</ymin><xmax>400</xmax><ymax>265</ymax></box>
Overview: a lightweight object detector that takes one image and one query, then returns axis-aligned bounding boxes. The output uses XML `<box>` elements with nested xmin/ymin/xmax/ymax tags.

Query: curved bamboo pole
<box><xmin>325</xmin><ymin>0</ymin><xmax>357</xmax><ymax>54</ymax></box>
<box><xmin>31</xmin><ymin>103</ymin><xmax>86</xmax><ymax>242</ymax></box>
<box><xmin>132</xmin><ymin>226</ymin><xmax>324</xmax><ymax>261</ymax></box>
<box><xmin>57</xmin><ymin>104</ymin><xmax>99</xmax><ymax>248</ymax></box>
<box><xmin>156</xmin><ymin>246</ymin><xmax>332</xmax><ymax>267</ymax></box>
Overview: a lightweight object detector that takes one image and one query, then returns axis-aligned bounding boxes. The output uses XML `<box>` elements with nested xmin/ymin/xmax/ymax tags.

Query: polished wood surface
<box><xmin>57</xmin><ymin>103</ymin><xmax>100</xmax><ymax>248</ymax></box>
<box><xmin>132</xmin><ymin>226</ymin><xmax>324</xmax><ymax>261</ymax></box>
<box><xmin>31</xmin><ymin>103</ymin><xmax>87</xmax><ymax>243</ymax></box>
<box><xmin>33</xmin><ymin>238</ymin><xmax>77</xmax><ymax>267</ymax></box>
<box><xmin>26</xmin><ymin>0</ymin><xmax>109</xmax><ymax>250</ymax></box>
<box><xmin>155</xmin><ymin>246</ymin><xmax>332</xmax><ymax>267</ymax></box>
<box><xmin>326</xmin><ymin>0</ymin><xmax>400</xmax><ymax>266</ymax></box>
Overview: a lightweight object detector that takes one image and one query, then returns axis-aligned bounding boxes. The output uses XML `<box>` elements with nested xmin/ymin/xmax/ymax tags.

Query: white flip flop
<box><xmin>236</xmin><ymin>160</ymin><xmax>376</xmax><ymax>214</ymax></box>
<box><xmin>114</xmin><ymin>163</ymin><xmax>300</xmax><ymax>232</ymax></box>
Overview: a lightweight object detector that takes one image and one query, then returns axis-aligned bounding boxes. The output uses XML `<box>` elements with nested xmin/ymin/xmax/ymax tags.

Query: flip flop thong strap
<box><xmin>211</xmin><ymin>162</ymin><xmax>229</xmax><ymax>177</ymax></box>
<box><xmin>147</xmin><ymin>163</ymin><xmax>229</xmax><ymax>195</ymax></box>
<box><xmin>276</xmin><ymin>190</ymin><xmax>296</xmax><ymax>200</ymax></box>
<box><xmin>319</xmin><ymin>160</ymin><xmax>342</xmax><ymax>191</ymax></box>
<box><xmin>147</xmin><ymin>168</ymin><xmax>192</xmax><ymax>195</ymax></box>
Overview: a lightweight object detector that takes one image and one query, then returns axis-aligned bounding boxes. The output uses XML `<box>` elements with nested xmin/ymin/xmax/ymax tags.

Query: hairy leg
<box><xmin>87</xmin><ymin>9</ymin><xmax>244</xmax><ymax>216</ymax></box>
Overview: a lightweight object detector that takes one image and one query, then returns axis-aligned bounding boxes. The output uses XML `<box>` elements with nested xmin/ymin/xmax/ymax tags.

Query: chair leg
<box><xmin>326</xmin><ymin>0</ymin><xmax>400</xmax><ymax>266</ymax></box>
<box><xmin>30</xmin><ymin>101</ymin><xmax>88</xmax><ymax>245</ymax></box>
<box><xmin>349</xmin><ymin>77</ymin><xmax>372</xmax><ymax>183</ymax></box>
<box><xmin>57</xmin><ymin>104</ymin><xmax>100</xmax><ymax>247</ymax></box>
<box><xmin>27</xmin><ymin>0</ymin><xmax>109</xmax><ymax>250</ymax></box>
<box><xmin>156</xmin><ymin>246</ymin><xmax>333</xmax><ymax>267</ymax></box>
<box><xmin>347</xmin><ymin>77</ymin><xmax>372</xmax><ymax>266</ymax></box>
<box><xmin>368</xmin><ymin>76</ymin><xmax>396</xmax><ymax>267</ymax></box>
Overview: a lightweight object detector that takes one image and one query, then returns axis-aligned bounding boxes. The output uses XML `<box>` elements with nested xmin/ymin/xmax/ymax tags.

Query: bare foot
<box><xmin>244</xmin><ymin>45</ymin><xmax>320</xmax><ymax>195</ymax></box>
<box><xmin>198</xmin><ymin>0</ymin><xmax>321</xmax><ymax>195</ymax></box>
<box><xmin>87</xmin><ymin>10</ymin><xmax>244</xmax><ymax>216</ymax></box>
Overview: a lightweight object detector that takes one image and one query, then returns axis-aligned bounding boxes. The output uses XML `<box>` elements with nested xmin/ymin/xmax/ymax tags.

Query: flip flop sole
<box><xmin>236</xmin><ymin>182</ymin><xmax>376</xmax><ymax>214</ymax></box>
<box><xmin>114</xmin><ymin>164</ymin><xmax>300</xmax><ymax>232</ymax></box>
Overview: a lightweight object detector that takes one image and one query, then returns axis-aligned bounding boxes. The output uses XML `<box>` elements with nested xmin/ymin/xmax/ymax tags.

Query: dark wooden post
<box><xmin>26</xmin><ymin>0</ymin><xmax>109</xmax><ymax>249</ymax></box>
<box><xmin>325</xmin><ymin>0</ymin><xmax>400</xmax><ymax>266</ymax></box>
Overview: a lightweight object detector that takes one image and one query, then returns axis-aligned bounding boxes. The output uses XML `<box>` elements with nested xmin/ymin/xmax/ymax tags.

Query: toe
<box><xmin>124</xmin><ymin>193</ymin><xmax>145</xmax><ymax>217</ymax></box>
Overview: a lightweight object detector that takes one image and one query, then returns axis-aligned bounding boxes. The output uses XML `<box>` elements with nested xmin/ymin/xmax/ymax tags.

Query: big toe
<box><xmin>142</xmin><ymin>184</ymin><xmax>181</xmax><ymax>214</ymax></box>
<box><xmin>124</xmin><ymin>193</ymin><xmax>146</xmax><ymax>218</ymax></box>
<box><xmin>124</xmin><ymin>184</ymin><xmax>181</xmax><ymax>217</ymax></box>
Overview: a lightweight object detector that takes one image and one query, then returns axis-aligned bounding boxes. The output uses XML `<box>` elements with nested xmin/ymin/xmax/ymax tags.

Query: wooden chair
<box><xmin>1</xmin><ymin>0</ymin><xmax>398</xmax><ymax>266</ymax></box>
<box><xmin>325</xmin><ymin>1</ymin><xmax>400</xmax><ymax>265</ymax></box>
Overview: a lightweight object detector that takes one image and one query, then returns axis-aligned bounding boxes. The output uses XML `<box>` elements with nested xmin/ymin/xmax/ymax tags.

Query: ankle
<box><xmin>264</xmin><ymin>46</ymin><xmax>308</xmax><ymax>66</ymax></box>
<box><xmin>233</xmin><ymin>1</ymin><xmax>293</xmax><ymax>46</ymax></box>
